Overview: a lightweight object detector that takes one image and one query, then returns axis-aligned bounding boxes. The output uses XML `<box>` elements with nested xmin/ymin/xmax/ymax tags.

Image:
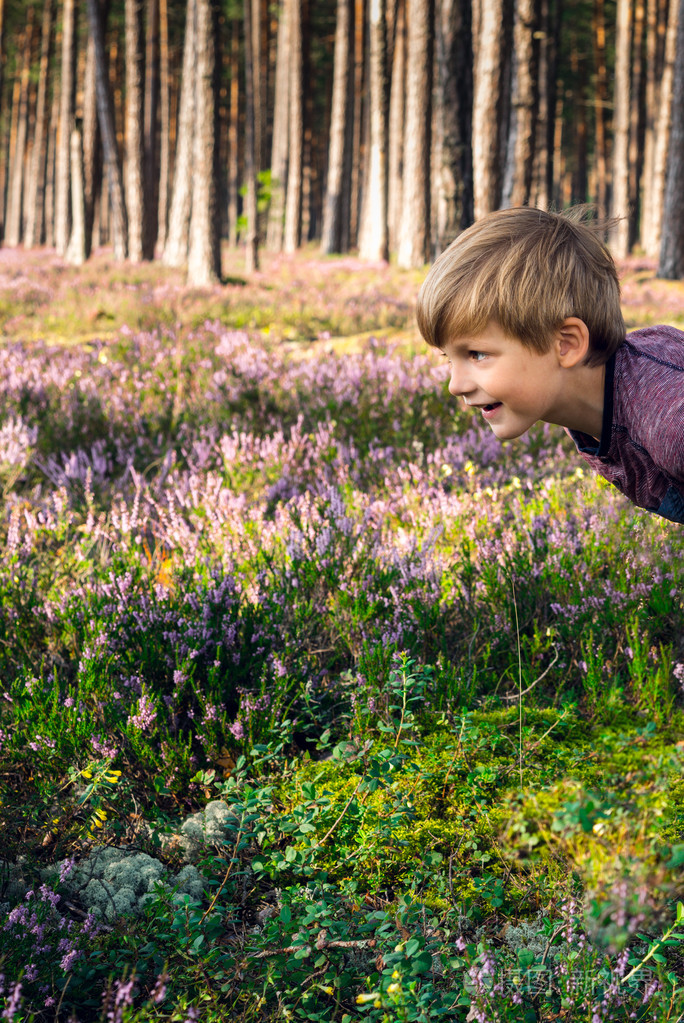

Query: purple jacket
<box><xmin>566</xmin><ymin>325</ymin><xmax>684</xmax><ymax>523</ymax></box>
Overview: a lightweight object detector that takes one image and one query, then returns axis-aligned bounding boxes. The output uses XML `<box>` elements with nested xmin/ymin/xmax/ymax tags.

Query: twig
<box><xmin>54</xmin><ymin>974</ymin><xmax>72</xmax><ymax>1021</ymax></box>
<box><xmin>501</xmin><ymin>645</ymin><xmax>560</xmax><ymax>701</ymax></box>
<box><xmin>253</xmin><ymin>937</ymin><xmax>376</xmax><ymax>959</ymax></box>
<box><xmin>318</xmin><ymin>776</ymin><xmax>363</xmax><ymax>847</ymax></box>
<box><xmin>199</xmin><ymin>825</ymin><xmax>244</xmax><ymax>926</ymax></box>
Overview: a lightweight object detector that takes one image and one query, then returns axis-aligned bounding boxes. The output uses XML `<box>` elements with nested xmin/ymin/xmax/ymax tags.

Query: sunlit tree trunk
<box><xmin>6</xmin><ymin>12</ymin><xmax>34</xmax><ymax>247</ymax></box>
<box><xmin>321</xmin><ymin>0</ymin><xmax>354</xmax><ymax>253</ymax></box>
<box><xmin>25</xmin><ymin>0</ymin><xmax>53</xmax><ymax>248</ymax></box>
<box><xmin>65</xmin><ymin>128</ymin><xmax>86</xmax><ymax>264</ymax></box>
<box><xmin>244</xmin><ymin>0</ymin><xmax>260</xmax><ymax>271</ymax></box>
<box><xmin>55</xmin><ymin>0</ymin><xmax>76</xmax><ymax>255</ymax></box>
<box><xmin>658</xmin><ymin>0</ymin><xmax>684</xmax><ymax>276</ymax></box>
<box><xmin>397</xmin><ymin>0</ymin><xmax>432</xmax><ymax>267</ymax></box>
<box><xmin>610</xmin><ymin>0</ymin><xmax>632</xmax><ymax>256</ymax></box>
<box><xmin>642</xmin><ymin>0</ymin><xmax>678</xmax><ymax>255</ymax></box>
<box><xmin>125</xmin><ymin>0</ymin><xmax>145</xmax><ymax>261</ymax></box>
<box><xmin>227</xmin><ymin>16</ymin><xmax>240</xmax><ymax>246</ymax></box>
<box><xmin>592</xmin><ymin>0</ymin><xmax>609</xmax><ymax>214</ymax></box>
<box><xmin>504</xmin><ymin>0</ymin><xmax>539</xmax><ymax>206</ymax></box>
<box><xmin>472</xmin><ymin>0</ymin><xmax>504</xmax><ymax>216</ymax></box>
<box><xmin>157</xmin><ymin>0</ymin><xmax>170</xmax><ymax>250</ymax></box>
<box><xmin>266</xmin><ymin>0</ymin><xmax>290</xmax><ymax>250</ymax></box>
<box><xmin>387</xmin><ymin>0</ymin><xmax>405</xmax><ymax>253</ymax></box>
<box><xmin>359</xmin><ymin>0</ymin><xmax>389</xmax><ymax>260</ymax></box>
<box><xmin>164</xmin><ymin>0</ymin><xmax>195</xmax><ymax>266</ymax></box>
<box><xmin>628</xmin><ymin>0</ymin><xmax>645</xmax><ymax>249</ymax></box>
<box><xmin>283</xmin><ymin>0</ymin><xmax>303</xmax><ymax>253</ymax></box>
<box><xmin>187</xmin><ymin>0</ymin><xmax>220</xmax><ymax>285</ymax></box>
<box><xmin>82</xmin><ymin>19</ymin><xmax>102</xmax><ymax>255</ymax></box>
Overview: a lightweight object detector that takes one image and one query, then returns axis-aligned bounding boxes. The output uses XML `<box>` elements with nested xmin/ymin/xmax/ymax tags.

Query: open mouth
<box><xmin>481</xmin><ymin>402</ymin><xmax>502</xmax><ymax>414</ymax></box>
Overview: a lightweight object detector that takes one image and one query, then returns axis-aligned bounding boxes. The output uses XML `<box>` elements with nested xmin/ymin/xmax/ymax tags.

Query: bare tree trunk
<box><xmin>164</xmin><ymin>0</ymin><xmax>195</xmax><ymax>266</ymax></box>
<box><xmin>359</xmin><ymin>0</ymin><xmax>389</xmax><ymax>260</ymax></box>
<box><xmin>44</xmin><ymin>81</ymin><xmax>60</xmax><ymax>247</ymax></box>
<box><xmin>472</xmin><ymin>0</ymin><xmax>504</xmax><ymax>216</ymax></box>
<box><xmin>397</xmin><ymin>0</ymin><xmax>432</xmax><ymax>267</ymax></box>
<box><xmin>611</xmin><ymin>0</ymin><xmax>632</xmax><ymax>255</ymax></box>
<box><xmin>6</xmin><ymin>12</ymin><xmax>34</xmax><ymax>247</ymax></box>
<box><xmin>349</xmin><ymin>0</ymin><xmax>366</xmax><ymax>245</ymax></box>
<box><xmin>86</xmin><ymin>0</ymin><xmax>128</xmax><ymax>259</ymax></box>
<box><xmin>433</xmin><ymin>0</ymin><xmax>473</xmax><ymax>251</ymax></box>
<box><xmin>628</xmin><ymin>0</ymin><xmax>645</xmax><ymax>249</ymax></box>
<box><xmin>143</xmin><ymin>0</ymin><xmax>159</xmax><ymax>257</ymax></box>
<box><xmin>66</xmin><ymin>129</ymin><xmax>86</xmax><ymax>264</ymax></box>
<box><xmin>227</xmin><ymin>16</ymin><xmax>240</xmax><ymax>246</ymax></box>
<box><xmin>592</xmin><ymin>0</ymin><xmax>609</xmax><ymax>215</ymax></box>
<box><xmin>266</xmin><ymin>0</ymin><xmax>290</xmax><ymax>250</ymax></box>
<box><xmin>642</xmin><ymin>0</ymin><xmax>678</xmax><ymax>254</ymax></box>
<box><xmin>82</xmin><ymin>17</ymin><xmax>102</xmax><ymax>255</ymax></box>
<box><xmin>283</xmin><ymin>0</ymin><xmax>303</xmax><ymax>253</ymax></box>
<box><xmin>125</xmin><ymin>0</ymin><xmax>145</xmax><ymax>261</ymax></box>
<box><xmin>504</xmin><ymin>0</ymin><xmax>539</xmax><ymax>206</ymax></box>
<box><xmin>321</xmin><ymin>0</ymin><xmax>354</xmax><ymax>253</ymax></box>
<box><xmin>244</xmin><ymin>0</ymin><xmax>260</xmax><ymax>271</ymax></box>
<box><xmin>387</xmin><ymin>0</ymin><xmax>405</xmax><ymax>252</ymax></box>
<box><xmin>187</xmin><ymin>0</ymin><xmax>220</xmax><ymax>285</ymax></box>
<box><xmin>25</xmin><ymin>0</ymin><xmax>53</xmax><ymax>247</ymax></box>
<box><xmin>157</xmin><ymin>0</ymin><xmax>170</xmax><ymax>249</ymax></box>
<box><xmin>55</xmin><ymin>0</ymin><xmax>76</xmax><ymax>254</ymax></box>
<box><xmin>658</xmin><ymin>0</ymin><xmax>684</xmax><ymax>276</ymax></box>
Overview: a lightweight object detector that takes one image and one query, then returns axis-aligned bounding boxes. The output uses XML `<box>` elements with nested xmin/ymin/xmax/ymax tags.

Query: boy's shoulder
<box><xmin>619</xmin><ymin>324</ymin><xmax>684</xmax><ymax>374</ymax></box>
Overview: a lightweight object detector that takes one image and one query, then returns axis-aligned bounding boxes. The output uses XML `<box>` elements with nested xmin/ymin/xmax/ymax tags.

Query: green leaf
<box><xmin>280</xmin><ymin>905</ymin><xmax>292</xmax><ymax>925</ymax></box>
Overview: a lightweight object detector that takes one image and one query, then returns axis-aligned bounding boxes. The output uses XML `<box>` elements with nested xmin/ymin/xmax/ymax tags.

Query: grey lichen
<box><xmin>61</xmin><ymin>847</ymin><xmax>205</xmax><ymax>923</ymax></box>
<box><xmin>178</xmin><ymin>799</ymin><xmax>236</xmax><ymax>861</ymax></box>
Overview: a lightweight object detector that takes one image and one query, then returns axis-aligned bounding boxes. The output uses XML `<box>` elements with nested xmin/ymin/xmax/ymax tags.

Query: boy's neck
<box><xmin>547</xmin><ymin>361</ymin><xmax>607</xmax><ymax>442</ymax></box>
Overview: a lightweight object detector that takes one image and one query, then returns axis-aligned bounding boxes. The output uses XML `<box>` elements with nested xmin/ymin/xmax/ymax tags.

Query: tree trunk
<box><xmin>44</xmin><ymin>79</ymin><xmax>60</xmax><ymax>247</ymax></box>
<box><xmin>25</xmin><ymin>0</ymin><xmax>54</xmax><ymax>248</ymax></box>
<box><xmin>387</xmin><ymin>0</ymin><xmax>405</xmax><ymax>252</ymax></box>
<box><xmin>187</xmin><ymin>0</ymin><xmax>220</xmax><ymax>285</ymax></box>
<box><xmin>6</xmin><ymin>12</ymin><xmax>34</xmax><ymax>248</ymax></box>
<box><xmin>592</xmin><ymin>0</ymin><xmax>609</xmax><ymax>215</ymax></box>
<box><xmin>55</xmin><ymin>0</ymin><xmax>76</xmax><ymax>255</ymax></box>
<box><xmin>283</xmin><ymin>0</ymin><xmax>303</xmax><ymax>253</ymax></box>
<box><xmin>504</xmin><ymin>0</ymin><xmax>539</xmax><ymax>206</ymax></box>
<box><xmin>125</xmin><ymin>0</ymin><xmax>145</xmax><ymax>261</ymax></box>
<box><xmin>143</xmin><ymin>0</ymin><xmax>158</xmax><ymax>257</ymax></box>
<box><xmin>266</xmin><ymin>0</ymin><xmax>290</xmax><ymax>250</ymax></box>
<box><xmin>396</xmin><ymin>0</ymin><xmax>432</xmax><ymax>267</ymax></box>
<box><xmin>433</xmin><ymin>0</ymin><xmax>473</xmax><ymax>251</ymax></box>
<box><xmin>611</xmin><ymin>0</ymin><xmax>632</xmax><ymax>255</ymax></box>
<box><xmin>82</xmin><ymin>13</ymin><xmax>103</xmax><ymax>256</ymax></box>
<box><xmin>321</xmin><ymin>0</ymin><xmax>354</xmax><ymax>253</ymax></box>
<box><xmin>164</xmin><ymin>0</ymin><xmax>195</xmax><ymax>266</ymax></box>
<box><xmin>86</xmin><ymin>0</ymin><xmax>128</xmax><ymax>259</ymax></box>
<box><xmin>359</xmin><ymin>0</ymin><xmax>389</xmax><ymax>260</ymax></box>
<box><xmin>628</xmin><ymin>0</ymin><xmax>645</xmax><ymax>249</ymax></box>
<box><xmin>66</xmin><ymin>128</ymin><xmax>86</xmax><ymax>264</ymax></box>
<box><xmin>642</xmin><ymin>0</ymin><xmax>678</xmax><ymax>255</ymax></box>
<box><xmin>472</xmin><ymin>0</ymin><xmax>505</xmax><ymax>216</ymax></box>
<box><xmin>157</xmin><ymin>0</ymin><xmax>170</xmax><ymax>250</ymax></box>
<box><xmin>658</xmin><ymin>0</ymin><xmax>684</xmax><ymax>276</ymax></box>
<box><xmin>349</xmin><ymin>0</ymin><xmax>366</xmax><ymax>245</ymax></box>
<box><xmin>227</xmin><ymin>15</ymin><xmax>240</xmax><ymax>246</ymax></box>
<box><xmin>244</xmin><ymin>0</ymin><xmax>260</xmax><ymax>271</ymax></box>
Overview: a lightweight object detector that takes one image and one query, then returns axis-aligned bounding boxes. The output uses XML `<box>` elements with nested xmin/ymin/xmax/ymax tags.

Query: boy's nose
<box><xmin>448</xmin><ymin>369</ymin><xmax>473</xmax><ymax>398</ymax></box>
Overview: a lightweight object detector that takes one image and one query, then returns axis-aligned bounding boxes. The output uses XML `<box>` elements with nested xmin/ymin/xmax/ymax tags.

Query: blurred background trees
<box><xmin>0</xmin><ymin>0</ymin><xmax>683</xmax><ymax>280</ymax></box>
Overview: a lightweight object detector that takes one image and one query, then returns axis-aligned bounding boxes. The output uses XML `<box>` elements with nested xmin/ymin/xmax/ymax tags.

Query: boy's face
<box><xmin>440</xmin><ymin>322</ymin><xmax>568</xmax><ymax>441</ymax></box>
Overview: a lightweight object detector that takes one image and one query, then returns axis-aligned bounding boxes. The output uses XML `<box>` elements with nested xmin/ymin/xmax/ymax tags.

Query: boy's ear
<box><xmin>556</xmin><ymin>317</ymin><xmax>591</xmax><ymax>367</ymax></box>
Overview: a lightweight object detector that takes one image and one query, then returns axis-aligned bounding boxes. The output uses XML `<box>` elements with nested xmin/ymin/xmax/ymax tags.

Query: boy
<box><xmin>416</xmin><ymin>206</ymin><xmax>684</xmax><ymax>524</ymax></box>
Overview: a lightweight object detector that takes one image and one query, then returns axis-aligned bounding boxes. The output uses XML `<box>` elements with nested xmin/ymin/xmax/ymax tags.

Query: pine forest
<box><xmin>1</xmin><ymin>0</ymin><xmax>684</xmax><ymax>278</ymax></box>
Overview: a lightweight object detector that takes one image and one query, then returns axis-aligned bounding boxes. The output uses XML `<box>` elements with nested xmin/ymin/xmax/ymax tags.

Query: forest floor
<box><xmin>1</xmin><ymin>248</ymin><xmax>684</xmax><ymax>1023</ymax></box>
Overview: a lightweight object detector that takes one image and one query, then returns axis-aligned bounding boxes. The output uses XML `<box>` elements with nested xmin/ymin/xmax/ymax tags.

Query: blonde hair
<box><xmin>416</xmin><ymin>206</ymin><xmax>625</xmax><ymax>366</ymax></box>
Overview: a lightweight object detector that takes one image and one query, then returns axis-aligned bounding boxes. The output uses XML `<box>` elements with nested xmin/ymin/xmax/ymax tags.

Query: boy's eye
<box><xmin>469</xmin><ymin>351</ymin><xmax>487</xmax><ymax>362</ymax></box>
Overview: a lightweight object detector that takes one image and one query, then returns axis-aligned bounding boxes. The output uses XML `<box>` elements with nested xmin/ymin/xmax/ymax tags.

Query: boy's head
<box><xmin>416</xmin><ymin>206</ymin><xmax>625</xmax><ymax>366</ymax></box>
